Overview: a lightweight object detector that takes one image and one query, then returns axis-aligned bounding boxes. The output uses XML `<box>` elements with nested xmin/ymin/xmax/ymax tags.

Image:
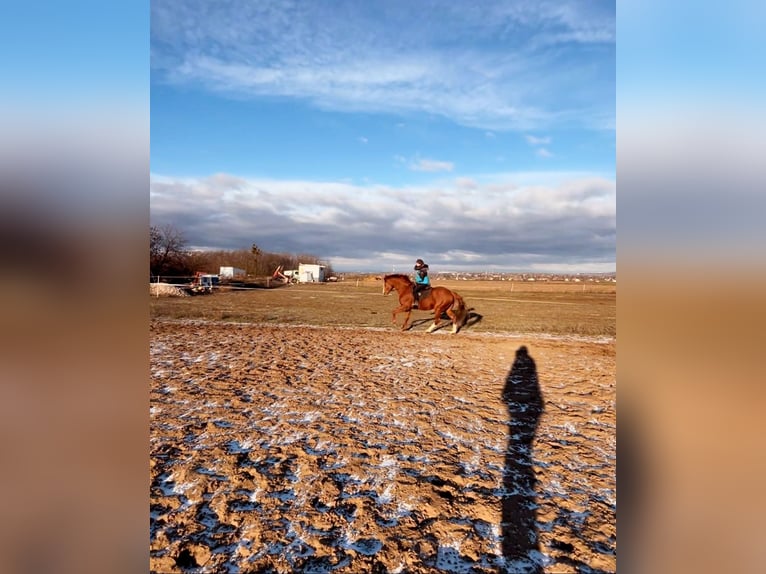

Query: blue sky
<box><xmin>150</xmin><ymin>0</ymin><xmax>615</xmax><ymax>273</ymax></box>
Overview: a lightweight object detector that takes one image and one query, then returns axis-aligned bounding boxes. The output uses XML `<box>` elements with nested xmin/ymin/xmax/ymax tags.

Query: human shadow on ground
<box><xmin>500</xmin><ymin>346</ymin><xmax>545</xmax><ymax>573</ymax></box>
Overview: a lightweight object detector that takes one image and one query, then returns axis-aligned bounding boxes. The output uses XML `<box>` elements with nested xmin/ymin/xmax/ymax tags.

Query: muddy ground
<box><xmin>150</xmin><ymin>319</ymin><xmax>615</xmax><ymax>573</ymax></box>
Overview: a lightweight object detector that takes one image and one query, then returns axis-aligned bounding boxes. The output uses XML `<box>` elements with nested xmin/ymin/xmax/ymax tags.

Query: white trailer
<box><xmin>219</xmin><ymin>266</ymin><xmax>246</xmax><ymax>279</ymax></box>
<box><xmin>297</xmin><ymin>263</ymin><xmax>326</xmax><ymax>283</ymax></box>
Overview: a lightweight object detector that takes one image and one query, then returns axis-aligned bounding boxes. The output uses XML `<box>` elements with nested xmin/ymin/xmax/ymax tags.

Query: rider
<box><xmin>412</xmin><ymin>258</ymin><xmax>430</xmax><ymax>307</ymax></box>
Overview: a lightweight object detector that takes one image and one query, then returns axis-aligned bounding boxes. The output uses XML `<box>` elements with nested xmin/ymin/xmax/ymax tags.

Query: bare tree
<box><xmin>148</xmin><ymin>229</ymin><xmax>336</xmax><ymax>281</ymax></box>
<box><xmin>150</xmin><ymin>224</ymin><xmax>188</xmax><ymax>277</ymax></box>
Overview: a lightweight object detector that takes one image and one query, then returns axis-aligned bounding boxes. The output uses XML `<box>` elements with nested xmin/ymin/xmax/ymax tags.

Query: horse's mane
<box><xmin>384</xmin><ymin>273</ymin><xmax>413</xmax><ymax>284</ymax></box>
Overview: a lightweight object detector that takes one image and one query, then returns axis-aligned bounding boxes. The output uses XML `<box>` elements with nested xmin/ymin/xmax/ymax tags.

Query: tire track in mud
<box><xmin>150</xmin><ymin>320</ymin><xmax>615</xmax><ymax>573</ymax></box>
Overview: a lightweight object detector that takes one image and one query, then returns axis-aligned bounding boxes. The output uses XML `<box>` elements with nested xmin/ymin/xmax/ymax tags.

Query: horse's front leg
<box><xmin>400</xmin><ymin>308</ymin><xmax>413</xmax><ymax>331</ymax></box>
<box><xmin>391</xmin><ymin>302</ymin><xmax>410</xmax><ymax>328</ymax></box>
<box><xmin>392</xmin><ymin>295</ymin><xmax>412</xmax><ymax>327</ymax></box>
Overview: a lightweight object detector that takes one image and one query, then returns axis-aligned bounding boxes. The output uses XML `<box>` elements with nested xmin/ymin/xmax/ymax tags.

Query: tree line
<box><xmin>150</xmin><ymin>224</ymin><xmax>334</xmax><ymax>281</ymax></box>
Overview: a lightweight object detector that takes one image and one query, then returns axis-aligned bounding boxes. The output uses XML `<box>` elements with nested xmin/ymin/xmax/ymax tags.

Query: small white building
<box><xmin>219</xmin><ymin>266</ymin><xmax>246</xmax><ymax>279</ymax></box>
<box><xmin>297</xmin><ymin>263</ymin><xmax>326</xmax><ymax>283</ymax></box>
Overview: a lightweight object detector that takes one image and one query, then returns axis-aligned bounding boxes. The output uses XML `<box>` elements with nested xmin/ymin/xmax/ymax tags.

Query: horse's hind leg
<box><xmin>425</xmin><ymin>304</ymin><xmax>445</xmax><ymax>333</ymax></box>
<box><xmin>445</xmin><ymin>308</ymin><xmax>459</xmax><ymax>334</ymax></box>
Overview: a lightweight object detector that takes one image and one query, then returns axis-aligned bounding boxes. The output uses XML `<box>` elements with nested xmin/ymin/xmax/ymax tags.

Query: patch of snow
<box><xmin>268</xmin><ymin>489</ymin><xmax>296</xmax><ymax>502</ymax></box>
<box><xmin>376</xmin><ymin>484</ymin><xmax>394</xmax><ymax>504</ymax></box>
<box><xmin>295</xmin><ymin>410</ymin><xmax>321</xmax><ymax>423</ymax></box>
<box><xmin>434</xmin><ymin>543</ymin><xmax>476</xmax><ymax>573</ymax></box>
<box><xmin>227</xmin><ymin>439</ymin><xmax>252</xmax><ymax>454</ymax></box>
<box><xmin>349</xmin><ymin>537</ymin><xmax>383</xmax><ymax>556</ymax></box>
<box><xmin>563</xmin><ymin>422</ymin><xmax>578</xmax><ymax>434</ymax></box>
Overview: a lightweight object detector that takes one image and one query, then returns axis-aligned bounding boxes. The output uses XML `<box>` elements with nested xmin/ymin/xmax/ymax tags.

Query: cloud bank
<box><xmin>150</xmin><ymin>171</ymin><xmax>615</xmax><ymax>272</ymax></box>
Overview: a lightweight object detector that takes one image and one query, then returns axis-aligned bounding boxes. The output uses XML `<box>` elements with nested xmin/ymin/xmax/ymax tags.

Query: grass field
<box><xmin>150</xmin><ymin>279</ymin><xmax>616</xmax><ymax>338</ymax></box>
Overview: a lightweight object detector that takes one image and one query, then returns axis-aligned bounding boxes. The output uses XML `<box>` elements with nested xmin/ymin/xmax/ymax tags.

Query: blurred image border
<box><xmin>1</xmin><ymin>2</ymin><xmax>764</xmax><ymax>573</ymax></box>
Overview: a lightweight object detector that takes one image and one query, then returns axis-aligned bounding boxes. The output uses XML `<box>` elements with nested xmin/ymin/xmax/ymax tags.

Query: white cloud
<box><xmin>151</xmin><ymin>1</ymin><xmax>615</xmax><ymax>131</ymax></box>
<box><xmin>455</xmin><ymin>177</ymin><xmax>478</xmax><ymax>189</ymax></box>
<box><xmin>536</xmin><ymin>147</ymin><xmax>553</xmax><ymax>158</ymax></box>
<box><xmin>525</xmin><ymin>134</ymin><xmax>553</xmax><ymax>157</ymax></box>
<box><xmin>358</xmin><ymin>136</ymin><xmax>368</xmax><ymax>144</ymax></box>
<box><xmin>526</xmin><ymin>135</ymin><xmax>551</xmax><ymax>145</ymax></box>
<box><xmin>409</xmin><ymin>158</ymin><xmax>454</xmax><ymax>173</ymax></box>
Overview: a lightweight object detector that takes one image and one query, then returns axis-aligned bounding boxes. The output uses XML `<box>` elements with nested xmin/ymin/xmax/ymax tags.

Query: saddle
<box><xmin>413</xmin><ymin>285</ymin><xmax>431</xmax><ymax>300</ymax></box>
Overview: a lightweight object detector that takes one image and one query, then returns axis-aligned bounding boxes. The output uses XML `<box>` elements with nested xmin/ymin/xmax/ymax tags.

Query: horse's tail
<box><xmin>452</xmin><ymin>292</ymin><xmax>468</xmax><ymax>328</ymax></box>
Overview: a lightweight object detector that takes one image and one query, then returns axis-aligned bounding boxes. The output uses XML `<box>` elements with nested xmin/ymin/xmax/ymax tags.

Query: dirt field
<box><xmin>150</xmin><ymin>281</ymin><xmax>615</xmax><ymax>573</ymax></box>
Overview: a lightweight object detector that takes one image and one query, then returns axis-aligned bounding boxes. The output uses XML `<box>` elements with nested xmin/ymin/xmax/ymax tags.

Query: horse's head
<box><xmin>382</xmin><ymin>274</ymin><xmax>410</xmax><ymax>295</ymax></box>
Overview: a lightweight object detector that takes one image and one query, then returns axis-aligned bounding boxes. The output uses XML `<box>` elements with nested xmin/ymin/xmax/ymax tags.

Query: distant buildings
<box><xmin>428</xmin><ymin>271</ymin><xmax>616</xmax><ymax>283</ymax></box>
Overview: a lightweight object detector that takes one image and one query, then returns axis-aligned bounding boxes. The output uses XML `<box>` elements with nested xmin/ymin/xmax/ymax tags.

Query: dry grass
<box><xmin>150</xmin><ymin>279</ymin><xmax>615</xmax><ymax>338</ymax></box>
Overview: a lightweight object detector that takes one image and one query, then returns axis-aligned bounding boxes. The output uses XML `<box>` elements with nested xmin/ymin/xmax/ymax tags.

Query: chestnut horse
<box><xmin>383</xmin><ymin>274</ymin><xmax>468</xmax><ymax>333</ymax></box>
